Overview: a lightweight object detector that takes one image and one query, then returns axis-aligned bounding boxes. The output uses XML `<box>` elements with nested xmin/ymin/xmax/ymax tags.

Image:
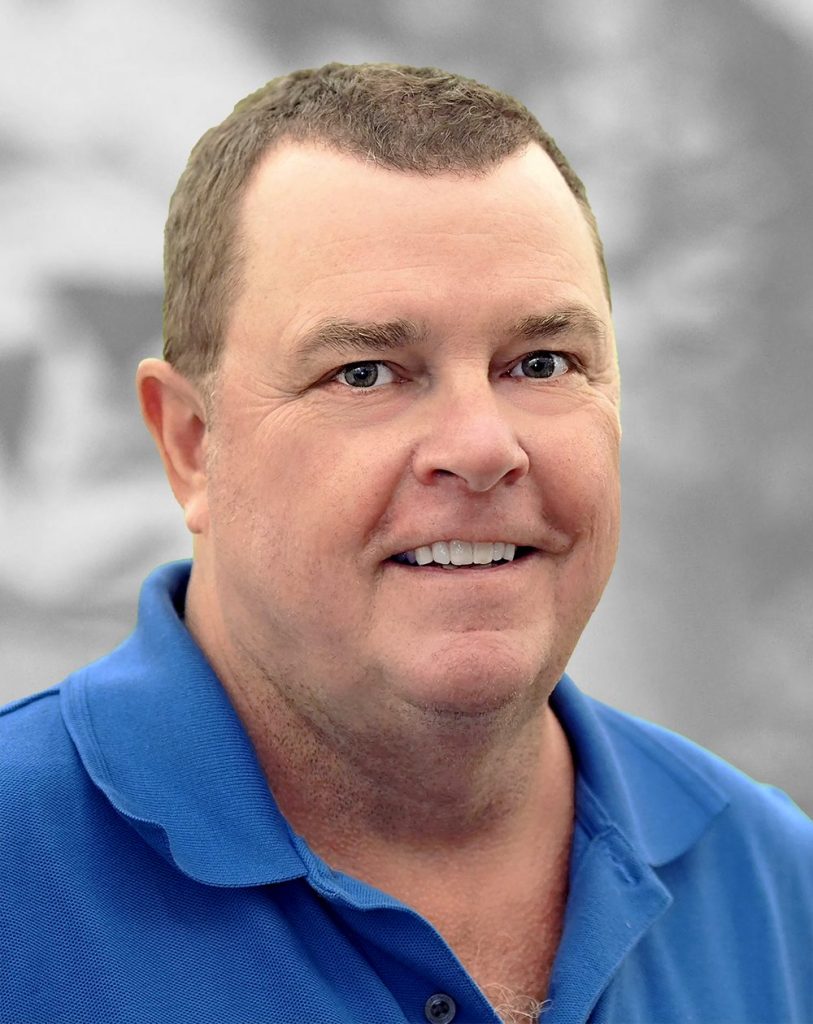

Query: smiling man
<box><xmin>2</xmin><ymin>64</ymin><xmax>811</xmax><ymax>1024</ymax></box>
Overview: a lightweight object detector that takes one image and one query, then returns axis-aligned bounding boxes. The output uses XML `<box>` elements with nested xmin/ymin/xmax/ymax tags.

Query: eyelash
<box><xmin>330</xmin><ymin>351</ymin><xmax>577</xmax><ymax>389</ymax></box>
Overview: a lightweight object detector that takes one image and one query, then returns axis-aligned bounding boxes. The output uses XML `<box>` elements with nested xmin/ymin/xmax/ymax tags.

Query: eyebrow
<box><xmin>294</xmin><ymin>306</ymin><xmax>607</xmax><ymax>366</ymax></box>
<box><xmin>296</xmin><ymin>317</ymin><xmax>426</xmax><ymax>365</ymax></box>
<box><xmin>512</xmin><ymin>308</ymin><xmax>608</xmax><ymax>350</ymax></box>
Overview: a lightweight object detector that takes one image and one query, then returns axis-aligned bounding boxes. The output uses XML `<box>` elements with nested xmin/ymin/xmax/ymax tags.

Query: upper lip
<box><xmin>387</xmin><ymin>531</ymin><xmax>571</xmax><ymax>558</ymax></box>
<box><xmin>394</xmin><ymin>537</ymin><xmax>529</xmax><ymax>554</ymax></box>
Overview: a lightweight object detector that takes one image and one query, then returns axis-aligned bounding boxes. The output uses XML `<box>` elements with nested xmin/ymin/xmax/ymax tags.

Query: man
<box><xmin>1</xmin><ymin>63</ymin><xmax>810</xmax><ymax>1024</ymax></box>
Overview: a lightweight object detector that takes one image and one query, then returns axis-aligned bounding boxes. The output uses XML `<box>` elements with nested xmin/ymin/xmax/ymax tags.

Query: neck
<box><xmin>225</xmin><ymin>664</ymin><xmax>573</xmax><ymax>884</ymax></box>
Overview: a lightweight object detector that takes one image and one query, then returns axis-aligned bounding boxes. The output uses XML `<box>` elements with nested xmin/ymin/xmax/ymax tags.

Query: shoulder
<box><xmin>0</xmin><ymin>685</ymin><xmax>76</xmax><ymax>784</ymax></box>
<box><xmin>0</xmin><ymin>682</ymin><xmax>106</xmax><ymax>861</ymax></box>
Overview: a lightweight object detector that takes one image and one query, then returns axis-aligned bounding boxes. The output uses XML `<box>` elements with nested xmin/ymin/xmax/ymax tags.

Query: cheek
<box><xmin>538</xmin><ymin>409</ymin><xmax>621</xmax><ymax>540</ymax></box>
<box><xmin>287</xmin><ymin>429</ymin><xmax>402</xmax><ymax>543</ymax></box>
<box><xmin>209</xmin><ymin>427</ymin><xmax>387</xmax><ymax>579</ymax></box>
<box><xmin>207</xmin><ymin>446</ymin><xmax>368</xmax><ymax>642</ymax></box>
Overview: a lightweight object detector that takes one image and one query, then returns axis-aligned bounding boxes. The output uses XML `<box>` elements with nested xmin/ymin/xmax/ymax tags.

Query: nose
<box><xmin>411</xmin><ymin>380</ymin><xmax>530</xmax><ymax>492</ymax></box>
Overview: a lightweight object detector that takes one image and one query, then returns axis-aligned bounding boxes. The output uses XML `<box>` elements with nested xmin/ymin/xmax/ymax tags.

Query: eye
<box><xmin>508</xmin><ymin>351</ymin><xmax>572</xmax><ymax>380</ymax></box>
<box><xmin>333</xmin><ymin>361</ymin><xmax>397</xmax><ymax>389</ymax></box>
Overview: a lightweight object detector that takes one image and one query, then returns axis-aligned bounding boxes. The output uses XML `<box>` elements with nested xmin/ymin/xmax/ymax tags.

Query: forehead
<box><xmin>231</xmin><ymin>142</ymin><xmax>609</xmax><ymax>350</ymax></box>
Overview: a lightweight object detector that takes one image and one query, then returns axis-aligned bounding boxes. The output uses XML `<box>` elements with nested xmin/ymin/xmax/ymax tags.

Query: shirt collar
<box><xmin>61</xmin><ymin>560</ymin><xmax>727</xmax><ymax>887</ymax></box>
<box><xmin>551</xmin><ymin>675</ymin><xmax>729</xmax><ymax>867</ymax></box>
<box><xmin>61</xmin><ymin>560</ymin><xmax>308</xmax><ymax>887</ymax></box>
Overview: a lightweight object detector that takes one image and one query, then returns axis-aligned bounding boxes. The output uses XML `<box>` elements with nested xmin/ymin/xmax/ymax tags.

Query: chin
<box><xmin>392</xmin><ymin>636</ymin><xmax>556</xmax><ymax>720</ymax></box>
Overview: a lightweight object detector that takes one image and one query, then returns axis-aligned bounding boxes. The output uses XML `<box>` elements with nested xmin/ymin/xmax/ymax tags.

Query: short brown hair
<box><xmin>163</xmin><ymin>62</ymin><xmax>610</xmax><ymax>385</ymax></box>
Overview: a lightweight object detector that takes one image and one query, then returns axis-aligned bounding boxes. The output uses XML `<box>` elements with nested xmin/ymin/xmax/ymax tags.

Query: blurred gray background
<box><xmin>1</xmin><ymin>0</ymin><xmax>811</xmax><ymax>812</ymax></box>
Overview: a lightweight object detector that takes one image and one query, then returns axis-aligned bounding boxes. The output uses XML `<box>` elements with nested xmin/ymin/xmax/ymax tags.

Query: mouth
<box><xmin>387</xmin><ymin>540</ymin><xmax>536</xmax><ymax>573</ymax></box>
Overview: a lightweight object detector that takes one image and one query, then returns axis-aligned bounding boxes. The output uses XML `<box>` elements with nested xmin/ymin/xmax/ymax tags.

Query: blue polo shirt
<box><xmin>1</xmin><ymin>561</ymin><xmax>811</xmax><ymax>1024</ymax></box>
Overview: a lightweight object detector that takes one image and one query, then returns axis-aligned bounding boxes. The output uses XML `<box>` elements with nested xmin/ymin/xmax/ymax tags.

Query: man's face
<box><xmin>199</xmin><ymin>142</ymin><xmax>620</xmax><ymax>732</ymax></box>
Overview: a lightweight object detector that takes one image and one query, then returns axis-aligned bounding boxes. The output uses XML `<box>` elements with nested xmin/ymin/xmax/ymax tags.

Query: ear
<box><xmin>136</xmin><ymin>358</ymin><xmax>210</xmax><ymax>535</ymax></box>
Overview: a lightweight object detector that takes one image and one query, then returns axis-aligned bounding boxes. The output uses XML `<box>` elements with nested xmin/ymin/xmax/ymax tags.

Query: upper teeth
<box><xmin>401</xmin><ymin>540</ymin><xmax>518</xmax><ymax>566</ymax></box>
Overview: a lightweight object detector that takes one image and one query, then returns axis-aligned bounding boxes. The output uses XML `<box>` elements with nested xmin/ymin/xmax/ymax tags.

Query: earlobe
<box><xmin>136</xmin><ymin>358</ymin><xmax>210</xmax><ymax>534</ymax></box>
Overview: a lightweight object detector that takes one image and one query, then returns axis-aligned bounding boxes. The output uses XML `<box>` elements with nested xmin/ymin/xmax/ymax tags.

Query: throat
<box><xmin>304</xmin><ymin>710</ymin><xmax>576</xmax><ymax>917</ymax></box>
<box><xmin>416</xmin><ymin>830</ymin><xmax>571</xmax><ymax>1024</ymax></box>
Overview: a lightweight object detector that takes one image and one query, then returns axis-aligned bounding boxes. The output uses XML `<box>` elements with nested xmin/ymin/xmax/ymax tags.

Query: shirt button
<box><xmin>424</xmin><ymin>992</ymin><xmax>456</xmax><ymax>1023</ymax></box>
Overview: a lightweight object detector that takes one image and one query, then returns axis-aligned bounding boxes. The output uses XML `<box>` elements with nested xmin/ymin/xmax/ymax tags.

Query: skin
<box><xmin>137</xmin><ymin>141</ymin><xmax>621</xmax><ymax>997</ymax></box>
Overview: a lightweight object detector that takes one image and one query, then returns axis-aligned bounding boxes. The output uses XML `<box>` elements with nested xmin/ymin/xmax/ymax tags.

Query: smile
<box><xmin>390</xmin><ymin>540</ymin><xmax>538</xmax><ymax>569</ymax></box>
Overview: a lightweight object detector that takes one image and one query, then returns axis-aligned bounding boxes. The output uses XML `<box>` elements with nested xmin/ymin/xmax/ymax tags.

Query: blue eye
<box><xmin>509</xmin><ymin>351</ymin><xmax>571</xmax><ymax>380</ymax></box>
<box><xmin>335</xmin><ymin>362</ymin><xmax>397</xmax><ymax>388</ymax></box>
